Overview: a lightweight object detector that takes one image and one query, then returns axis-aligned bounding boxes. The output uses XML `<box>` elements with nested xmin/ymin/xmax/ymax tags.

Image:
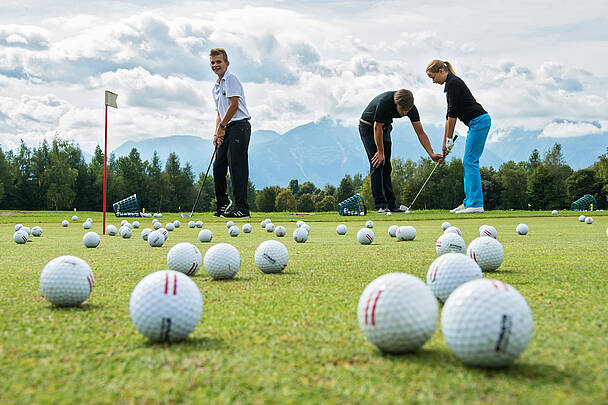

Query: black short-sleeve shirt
<box><xmin>361</xmin><ymin>91</ymin><xmax>420</xmax><ymax>126</ymax></box>
<box><xmin>444</xmin><ymin>73</ymin><xmax>486</xmax><ymax>126</ymax></box>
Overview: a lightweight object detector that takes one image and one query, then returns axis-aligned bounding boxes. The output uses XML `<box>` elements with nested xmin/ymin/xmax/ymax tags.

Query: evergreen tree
<box><xmin>44</xmin><ymin>139</ymin><xmax>78</xmax><ymax>209</ymax></box>
<box><xmin>335</xmin><ymin>174</ymin><xmax>354</xmax><ymax>205</ymax></box>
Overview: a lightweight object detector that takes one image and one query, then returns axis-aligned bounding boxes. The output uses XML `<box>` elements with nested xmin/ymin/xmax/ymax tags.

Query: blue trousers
<box><xmin>462</xmin><ymin>113</ymin><xmax>491</xmax><ymax>207</ymax></box>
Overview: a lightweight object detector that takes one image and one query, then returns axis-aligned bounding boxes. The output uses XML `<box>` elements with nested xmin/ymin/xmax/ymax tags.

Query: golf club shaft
<box><xmin>188</xmin><ymin>147</ymin><xmax>217</xmax><ymax>217</ymax></box>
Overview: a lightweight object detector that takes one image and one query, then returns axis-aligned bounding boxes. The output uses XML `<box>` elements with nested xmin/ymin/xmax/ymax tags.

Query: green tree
<box><xmin>299</xmin><ymin>181</ymin><xmax>316</xmax><ymax>195</ymax></box>
<box><xmin>275</xmin><ymin>188</ymin><xmax>297</xmax><ymax>211</ymax></box>
<box><xmin>498</xmin><ymin>161</ymin><xmax>528</xmax><ymax>210</ymax></box>
<box><xmin>297</xmin><ymin>193</ymin><xmax>315</xmax><ymax>212</ymax></box>
<box><xmin>323</xmin><ymin>184</ymin><xmax>336</xmax><ymax>196</ymax></box>
<box><xmin>359</xmin><ymin>175</ymin><xmax>373</xmax><ymax>210</ymax></box>
<box><xmin>480</xmin><ymin>167</ymin><xmax>502</xmax><ymax>210</ymax></box>
<box><xmin>527</xmin><ymin>164</ymin><xmax>552</xmax><ymax>210</ymax></box>
<box><xmin>335</xmin><ymin>174</ymin><xmax>354</xmax><ymax>205</ymax></box>
<box><xmin>44</xmin><ymin>139</ymin><xmax>78</xmax><ymax>209</ymax></box>
<box><xmin>316</xmin><ymin>195</ymin><xmax>337</xmax><ymax>212</ymax></box>
<box><xmin>566</xmin><ymin>169</ymin><xmax>602</xmax><ymax>205</ymax></box>
<box><xmin>288</xmin><ymin>179</ymin><xmax>300</xmax><ymax>197</ymax></box>
<box><xmin>256</xmin><ymin>186</ymin><xmax>280</xmax><ymax>212</ymax></box>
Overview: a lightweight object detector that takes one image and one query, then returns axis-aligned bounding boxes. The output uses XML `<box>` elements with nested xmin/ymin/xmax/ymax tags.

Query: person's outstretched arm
<box><xmin>411</xmin><ymin>121</ymin><xmax>444</xmax><ymax>163</ymax></box>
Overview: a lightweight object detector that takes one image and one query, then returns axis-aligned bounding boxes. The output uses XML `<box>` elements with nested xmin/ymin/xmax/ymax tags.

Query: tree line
<box><xmin>0</xmin><ymin>138</ymin><xmax>606</xmax><ymax>212</ymax></box>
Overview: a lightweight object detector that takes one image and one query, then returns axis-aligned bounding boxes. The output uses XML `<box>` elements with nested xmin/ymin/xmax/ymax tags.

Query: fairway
<box><xmin>1</xmin><ymin>211</ymin><xmax>607</xmax><ymax>404</ymax></box>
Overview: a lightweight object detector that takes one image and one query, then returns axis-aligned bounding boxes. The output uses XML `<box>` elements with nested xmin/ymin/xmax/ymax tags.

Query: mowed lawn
<box><xmin>0</xmin><ymin>210</ymin><xmax>607</xmax><ymax>404</ymax></box>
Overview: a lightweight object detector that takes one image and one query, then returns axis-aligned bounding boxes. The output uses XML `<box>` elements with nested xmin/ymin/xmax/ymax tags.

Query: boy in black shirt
<box><xmin>359</xmin><ymin>89</ymin><xmax>443</xmax><ymax>213</ymax></box>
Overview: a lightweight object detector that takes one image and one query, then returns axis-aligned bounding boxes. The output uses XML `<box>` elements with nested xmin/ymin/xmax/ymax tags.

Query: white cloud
<box><xmin>539</xmin><ymin>120</ymin><xmax>608</xmax><ymax>138</ymax></box>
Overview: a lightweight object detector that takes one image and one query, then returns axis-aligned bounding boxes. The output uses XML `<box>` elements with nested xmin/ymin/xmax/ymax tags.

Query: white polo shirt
<box><xmin>212</xmin><ymin>69</ymin><xmax>250</xmax><ymax>122</ymax></box>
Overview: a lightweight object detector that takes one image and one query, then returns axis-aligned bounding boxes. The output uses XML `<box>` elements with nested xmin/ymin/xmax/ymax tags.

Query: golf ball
<box><xmin>226</xmin><ymin>221</ymin><xmax>235</xmax><ymax>228</ymax></box>
<box><xmin>106</xmin><ymin>224</ymin><xmax>118</xmax><ymax>236</ymax></box>
<box><xmin>13</xmin><ymin>230</ymin><xmax>28</xmax><ymax>244</ymax></box>
<box><xmin>198</xmin><ymin>229</ymin><xmax>212</xmax><ymax>243</ymax></box>
<box><xmin>441</xmin><ymin>278</ymin><xmax>533</xmax><ymax>367</ymax></box>
<box><xmin>83</xmin><ymin>221</ymin><xmax>92</xmax><ymax>230</ymax></box>
<box><xmin>39</xmin><ymin>256</ymin><xmax>95</xmax><ymax>307</ymax></box>
<box><xmin>479</xmin><ymin>225</ymin><xmax>498</xmax><ymax>239</ymax></box>
<box><xmin>365</xmin><ymin>220</ymin><xmax>374</xmax><ymax>229</ymax></box>
<box><xmin>336</xmin><ymin>224</ymin><xmax>347</xmax><ymax>235</ymax></box>
<box><xmin>265</xmin><ymin>223</ymin><xmax>276</xmax><ymax>232</ymax></box>
<box><xmin>578</xmin><ymin>215</ymin><xmax>586</xmax><ymax>222</ymax></box>
<box><xmin>388</xmin><ymin>225</ymin><xmax>398</xmax><ymax>238</ymax></box>
<box><xmin>229</xmin><ymin>225</ymin><xmax>240</xmax><ymax>237</ymax></box>
<box><xmin>166</xmin><ymin>223</ymin><xmax>175</xmax><ymax>231</ymax></box>
<box><xmin>296</xmin><ymin>220</ymin><xmax>304</xmax><ymax>228</ymax></box>
<box><xmin>188</xmin><ymin>221</ymin><xmax>196</xmax><ymax>228</ymax></box>
<box><xmin>300</xmin><ymin>223</ymin><xmax>311</xmax><ymax>233</ymax></box>
<box><xmin>516</xmin><ymin>224</ymin><xmax>529</xmax><ymax>235</ymax></box>
<box><xmin>435</xmin><ymin>233</ymin><xmax>466</xmax><ymax>255</ymax></box>
<box><xmin>358</xmin><ymin>273</ymin><xmax>438</xmax><ymax>353</ymax></box>
<box><xmin>357</xmin><ymin>228</ymin><xmax>374</xmax><ymax>245</ymax></box>
<box><xmin>121</xmin><ymin>220</ymin><xmax>129</xmax><ymax>226</ymax></box>
<box><xmin>120</xmin><ymin>226</ymin><xmax>132</xmax><ymax>239</ymax></box>
<box><xmin>254</xmin><ymin>240</ymin><xmax>289</xmax><ymax>273</ymax></box>
<box><xmin>467</xmin><ymin>237</ymin><xmax>504</xmax><ymax>272</ymax></box>
<box><xmin>204</xmin><ymin>243</ymin><xmax>241</xmax><ymax>279</ymax></box>
<box><xmin>444</xmin><ymin>226</ymin><xmax>462</xmax><ymax>237</ymax></box>
<box><xmin>167</xmin><ymin>243</ymin><xmax>202</xmax><ymax>276</ymax></box>
<box><xmin>386</xmin><ymin>212</ymin><xmax>392</xmax><ymax>216</ymax></box>
<box><xmin>83</xmin><ymin>231</ymin><xmax>100</xmax><ymax>248</ymax></box>
<box><xmin>21</xmin><ymin>226</ymin><xmax>31</xmax><ymax>235</ymax></box>
<box><xmin>426</xmin><ymin>253</ymin><xmax>482</xmax><ymax>303</ymax></box>
<box><xmin>148</xmin><ymin>230</ymin><xmax>165</xmax><ymax>247</ymax></box>
<box><xmin>275</xmin><ymin>225</ymin><xmax>286</xmax><ymax>237</ymax></box>
<box><xmin>173</xmin><ymin>220</ymin><xmax>180</xmax><ymax>228</ymax></box>
<box><xmin>153</xmin><ymin>222</ymin><xmax>162</xmax><ymax>230</ymax></box>
<box><xmin>551</xmin><ymin>210</ymin><xmax>558</xmax><ymax>215</ymax></box>
<box><xmin>396</xmin><ymin>226</ymin><xmax>416</xmax><ymax>241</ymax></box>
<box><xmin>133</xmin><ymin>221</ymin><xmax>140</xmax><ymax>228</ymax></box>
<box><xmin>158</xmin><ymin>228</ymin><xmax>169</xmax><ymax>240</ymax></box>
<box><xmin>141</xmin><ymin>228</ymin><xmax>152</xmax><ymax>241</ymax></box>
<box><xmin>14</xmin><ymin>223</ymin><xmax>23</xmax><ymax>231</ymax></box>
<box><xmin>242</xmin><ymin>223</ymin><xmax>252</xmax><ymax>233</ymax></box>
<box><xmin>31</xmin><ymin>226</ymin><xmax>42</xmax><ymax>237</ymax></box>
<box><xmin>585</xmin><ymin>217</ymin><xmax>593</xmax><ymax>224</ymax></box>
<box><xmin>441</xmin><ymin>221</ymin><xmax>451</xmax><ymax>231</ymax></box>
<box><xmin>129</xmin><ymin>270</ymin><xmax>203</xmax><ymax>342</ymax></box>
<box><xmin>293</xmin><ymin>227</ymin><xmax>308</xmax><ymax>243</ymax></box>
<box><xmin>261</xmin><ymin>219</ymin><xmax>271</xmax><ymax>228</ymax></box>
<box><xmin>195</xmin><ymin>220</ymin><xmax>203</xmax><ymax>228</ymax></box>
<box><xmin>61</xmin><ymin>220</ymin><xmax>69</xmax><ymax>227</ymax></box>
<box><xmin>72</xmin><ymin>215</ymin><xmax>78</xmax><ymax>222</ymax></box>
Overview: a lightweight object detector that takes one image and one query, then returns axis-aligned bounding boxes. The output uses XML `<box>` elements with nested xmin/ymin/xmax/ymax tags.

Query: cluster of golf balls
<box><xmin>13</xmin><ymin>223</ymin><xmax>42</xmax><ymax>244</ymax></box>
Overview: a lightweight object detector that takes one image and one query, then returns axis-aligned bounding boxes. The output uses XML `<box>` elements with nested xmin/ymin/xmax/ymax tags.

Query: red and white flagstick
<box><xmin>103</xmin><ymin>91</ymin><xmax>118</xmax><ymax>235</ymax></box>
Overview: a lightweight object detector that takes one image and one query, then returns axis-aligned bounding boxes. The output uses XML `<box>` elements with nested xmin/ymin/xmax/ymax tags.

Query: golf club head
<box><xmin>181</xmin><ymin>213</ymin><xmax>191</xmax><ymax>218</ymax></box>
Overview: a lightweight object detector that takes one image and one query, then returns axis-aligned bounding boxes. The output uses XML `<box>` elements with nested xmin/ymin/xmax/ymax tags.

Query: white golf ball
<box><xmin>365</xmin><ymin>220</ymin><xmax>374</xmax><ymax>229</ymax></box>
<box><xmin>86</xmin><ymin>218</ymin><xmax>93</xmax><ymax>223</ymax></box>
<box><xmin>167</xmin><ymin>243</ymin><xmax>202</xmax><ymax>276</ymax></box>
<box><xmin>72</xmin><ymin>215</ymin><xmax>78</xmax><ymax>222</ymax></box>
<box><xmin>436</xmin><ymin>233</ymin><xmax>466</xmax><ymax>256</ymax></box>
<box><xmin>132</xmin><ymin>221</ymin><xmax>140</xmax><ymax>229</ymax></box>
<box><xmin>121</xmin><ymin>219</ymin><xmax>129</xmax><ymax>226</ymax></box>
<box><xmin>195</xmin><ymin>220</ymin><xmax>203</xmax><ymax>228</ymax></box>
<box><xmin>166</xmin><ymin>223</ymin><xmax>175</xmax><ymax>231</ymax></box>
<box><xmin>153</xmin><ymin>222</ymin><xmax>162</xmax><ymax>230</ymax></box>
<box><xmin>154</xmin><ymin>213</ymin><xmax>163</xmax><ymax>218</ymax></box>
<box><xmin>226</xmin><ymin>221</ymin><xmax>235</xmax><ymax>228</ymax></box>
<box><xmin>396</xmin><ymin>226</ymin><xmax>416</xmax><ymax>241</ymax></box>
<box><xmin>358</xmin><ymin>273</ymin><xmax>438</xmax><ymax>353</ymax></box>
<box><xmin>275</xmin><ymin>225</ymin><xmax>286</xmax><ymax>237</ymax></box>
<box><xmin>585</xmin><ymin>217</ymin><xmax>593</xmax><ymax>224</ymax></box>
<box><xmin>204</xmin><ymin>243</ymin><xmax>241</xmax><ymax>279</ymax></box>
<box><xmin>31</xmin><ymin>226</ymin><xmax>42</xmax><ymax>237</ymax></box>
<box><xmin>40</xmin><ymin>256</ymin><xmax>95</xmax><ymax>307</ymax></box>
<box><xmin>293</xmin><ymin>227</ymin><xmax>308</xmax><ymax>243</ymax></box>
<box><xmin>123</xmin><ymin>222</ymin><xmax>132</xmax><ymax>229</ymax></box>
<box><xmin>300</xmin><ymin>223</ymin><xmax>311</xmax><ymax>233</ymax></box>
<box><xmin>229</xmin><ymin>225</ymin><xmax>240</xmax><ymax>237</ymax></box>
<box><xmin>158</xmin><ymin>228</ymin><xmax>168</xmax><ymax>240</ymax></box>
<box><xmin>360</xmin><ymin>212</ymin><xmax>365</xmax><ymax>216</ymax></box>
<box><xmin>441</xmin><ymin>278</ymin><xmax>533</xmax><ymax>367</ymax></box>
<box><xmin>441</xmin><ymin>221</ymin><xmax>451</xmax><ymax>231</ymax></box>
<box><xmin>83</xmin><ymin>221</ymin><xmax>92</xmax><ymax>230</ymax></box>
<box><xmin>21</xmin><ymin>226</ymin><xmax>31</xmax><ymax>235</ymax></box>
<box><xmin>388</xmin><ymin>225</ymin><xmax>398</xmax><ymax>238</ymax></box>
<box><xmin>141</xmin><ymin>228</ymin><xmax>152</xmax><ymax>241</ymax></box>
<box><xmin>147</xmin><ymin>230</ymin><xmax>165</xmax><ymax>247</ymax></box>
<box><xmin>357</xmin><ymin>228</ymin><xmax>374</xmax><ymax>245</ymax></box>
<box><xmin>188</xmin><ymin>220</ymin><xmax>196</xmax><ymax>228</ymax></box>
<box><xmin>120</xmin><ymin>226</ymin><xmax>132</xmax><ymax>239</ymax></box>
<box><xmin>106</xmin><ymin>224</ymin><xmax>118</xmax><ymax>236</ymax></box>
<box><xmin>444</xmin><ymin>226</ymin><xmax>462</xmax><ymax>237</ymax></box>
<box><xmin>336</xmin><ymin>224</ymin><xmax>347</xmax><ymax>235</ymax></box>
<box><xmin>255</xmin><ymin>240</ymin><xmax>289</xmax><ymax>273</ymax></box>
<box><xmin>265</xmin><ymin>222</ymin><xmax>276</xmax><ymax>232</ymax></box>
<box><xmin>198</xmin><ymin>229</ymin><xmax>213</xmax><ymax>243</ymax></box>
<box><xmin>426</xmin><ymin>253</ymin><xmax>482</xmax><ymax>303</ymax></box>
<box><xmin>14</xmin><ymin>224</ymin><xmax>23</xmax><ymax>231</ymax></box>
<box><xmin>61</xmin><ymin>220</ymin><xmax>69</xmax><ymax>227</ymax></box>
<box><xmin>551</xmin><ymin>210</ymin><xmax>558</xmax><ymax>215</ymax></box>
<box><xmin>516</xmin><ymin>224</ymin><xmax>529</xmax><ymax>235</ymax></box>
<box><xmin>467</xmin><ymin>237</ymin><xmax>504</xmax><ymax>272</ymax></box>
<box><xmin>129</xmin><ymin>270</ymin><xmax>203</xmax><ymax>342</ymax></box>
<box><xmin>479</xmin><ymin>225</ymin><xmax>498</xmax><ymax>239</ymax></box>
<box><xmin>578</xmin><ymin>215</ymin><xmax>586</xmax><ymax>222</ymax></box>
<box><xmin>386</xmin><ymin>211</ymin><xmax>392</xmax><ymax>216</ymax></box>
<box><xmin>242</xmin><ymin>223</ymin><xmax>252</xmax><ymax>233</ymax></box>
<box><xmin>296</xmin><ymin>220</ymin><xmax>304</xmax><ymax>228</ymax></box>
<box><xmin>13</xmin><ymin>230</ymin><xmax>28</xmax><ymax>244</ymax></box>
<box><xmin>83</xmin><ymin>231</ymin><xmax>100</xmax><ymax>248</ymax></box>
<box><xmin>173</xmin><ymin>220</ymin><xmax>180</xmax><ymax>228</ymax></box>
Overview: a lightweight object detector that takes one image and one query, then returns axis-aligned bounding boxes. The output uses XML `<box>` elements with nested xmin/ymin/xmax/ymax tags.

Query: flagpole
<box><xmin>103</xmin><ymin>103</ymin><xmax>108</xmax><ymax>234</ymax></box>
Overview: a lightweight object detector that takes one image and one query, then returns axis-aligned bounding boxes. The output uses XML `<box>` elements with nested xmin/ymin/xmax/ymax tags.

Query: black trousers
<box><xmin>359</xmin><ymin>122</ymin><xmax>396</xmax><ymax>210</ymax></box>
<box><xmin>214</xmin><ymin>119</ymin><xmax>251</xmax><ymax>210</ymax></box>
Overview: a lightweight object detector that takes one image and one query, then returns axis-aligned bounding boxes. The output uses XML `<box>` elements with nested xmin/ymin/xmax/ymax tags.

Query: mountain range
<box><xmin>112</xmin><ymin>117</ymin><xmax>608</xmax><ymax>188</ymax></box>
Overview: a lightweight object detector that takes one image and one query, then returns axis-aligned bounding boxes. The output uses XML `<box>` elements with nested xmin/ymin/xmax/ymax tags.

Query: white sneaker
<box><xmin>377</xmin><ymin>207</ymin><xmax>389</xmax><ymax>213</ymax></box>
<box><xmin>449</xmin><ymin>204</ymin><xmax>464</xmax><ymax>213</ymax></box>
<box><xmin>455</xmin><ymin>206</ymin><xmax>484</xmax><ymax>214</ymax></box>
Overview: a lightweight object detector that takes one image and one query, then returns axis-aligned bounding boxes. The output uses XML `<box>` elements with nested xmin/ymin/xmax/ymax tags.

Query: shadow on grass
<box><xmin>48</xmin><ymin>302</ymin><xmax>103</xmax><ymax>311</ymax></box>
<box><xmin>143</xmin><ymin>335</ymin><xmax>225</xmax><ymax>351</ymax></box>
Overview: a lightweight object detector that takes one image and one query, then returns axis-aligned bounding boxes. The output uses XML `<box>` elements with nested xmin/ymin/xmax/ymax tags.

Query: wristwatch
<box><xmin>219</xmin><ymin>122</ymin><xmax>226</xmax><ymax>129</ymax></box>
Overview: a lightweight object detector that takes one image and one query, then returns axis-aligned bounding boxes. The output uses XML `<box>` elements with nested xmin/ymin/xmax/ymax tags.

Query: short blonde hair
<box><xmin>426</xmin><ymin>59</ymin><xmax>456</xmax><ymax>75</ymax></box>
<box><xmin>209</xmin><ymin>48</ymin><xmax>228</xmax><ymax>62</ymax></box>
<box><xmin>393</xmin><ymin>89</ymin><xmax>414</xmax><ymax>111</ymax></box>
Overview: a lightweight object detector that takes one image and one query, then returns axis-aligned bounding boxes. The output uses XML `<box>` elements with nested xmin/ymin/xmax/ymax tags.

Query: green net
<box><xmin>338</xmin><ymin>193</ymin><xmax>367</xmax><ymax>216</ymax></box>
<box><xmin>571</xmin><ymin>194</ymin><xmax>597</xmax><ymax>211</ymax></box>
<box><xmin>113</xmin><ymin>194</ymin><xmax>142</xmax><ymax>217</ymax></box>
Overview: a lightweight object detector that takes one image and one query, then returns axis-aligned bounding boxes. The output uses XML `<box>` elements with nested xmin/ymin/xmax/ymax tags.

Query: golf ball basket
<box><xmin>338</xmin><ymin>193</ymin><xmax>367</xmax><ymax>216</ymax></box>
<box><xmin>113</xmin><ymin>194</ymin><xmax>142</xmax><ymax>217</ymax></box>
<box><xmin>571</xmin><ymin>194</ymin><xmax>597</xmax><ymax>211</ymax></box>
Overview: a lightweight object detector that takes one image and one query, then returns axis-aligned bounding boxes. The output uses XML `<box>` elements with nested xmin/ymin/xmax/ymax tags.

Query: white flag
<box><xmin>105</xmin><ymin>91</ymin><xmax>118</xmax><ymax>108</ymax></box>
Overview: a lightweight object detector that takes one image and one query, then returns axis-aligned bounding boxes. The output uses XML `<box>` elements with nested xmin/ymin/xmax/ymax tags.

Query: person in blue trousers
<box><xmin>426</xmin><ymin>59</ymin><xmax>491</xmax><ymax>213</ymax></box>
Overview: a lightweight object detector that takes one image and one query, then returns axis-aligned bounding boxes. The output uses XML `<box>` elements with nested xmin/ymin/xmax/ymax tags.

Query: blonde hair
<box><xmin>393</xmin><ymin>89</ymin><xmax>414</xmax><ymax>111</ymax></box>
<box><xmin>209</xmin><ymin>48</ymin><xmax>228</xmax><ymax>62</ymax></box>
<box><xmin>426</xmin><ymin>59</ymin><xmax>456</xmax><ymax>76</ymax></box>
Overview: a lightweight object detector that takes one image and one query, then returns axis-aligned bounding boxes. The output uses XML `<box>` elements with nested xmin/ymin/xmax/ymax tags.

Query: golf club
<box><xmin>403</xmin><ymin>135</ymin><xmax>458</xmax><ymax>213</ymax></box>
<box><xmin>181</xmin><ymin>147</ymin><xmax>217</xmax><ymax>218</ymax></box>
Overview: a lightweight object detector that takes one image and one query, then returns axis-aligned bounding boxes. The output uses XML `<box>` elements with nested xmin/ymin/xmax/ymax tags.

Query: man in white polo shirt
<box><xmin>210</xmin><ymin>48</ymin><xmax>252</xmax><ymax>218</ymax></box>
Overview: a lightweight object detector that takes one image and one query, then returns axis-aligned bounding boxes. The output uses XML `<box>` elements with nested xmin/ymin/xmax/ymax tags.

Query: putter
<box><xmin>181</xmin><ymin>147</ymin><xmax>217</xmax><ymax>218</ymax></box>
<box><xmin>403</xmin><ymin>135</ymin><xmax>458</xmax><ymax>213</ymax></box>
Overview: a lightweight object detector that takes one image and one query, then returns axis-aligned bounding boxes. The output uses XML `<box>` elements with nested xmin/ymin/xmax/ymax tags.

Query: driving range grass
<box><xmin>1</xmin><ymin>210</ymin><xmax>607</xmax><ymax>404</ymax></box>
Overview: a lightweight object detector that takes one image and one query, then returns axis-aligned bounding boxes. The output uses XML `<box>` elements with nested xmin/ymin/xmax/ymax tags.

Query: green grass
<box><xmin>1</xmin><ymin>210</ymin><xmax>607</xmax><ymax>404</ymax></box>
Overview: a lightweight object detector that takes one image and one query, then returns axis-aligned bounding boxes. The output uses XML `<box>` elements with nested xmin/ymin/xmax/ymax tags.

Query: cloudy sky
<box><xmin>1</xmin><ymin>0</ymin><xmax>606</xmax><ymax>153</ymax></box>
